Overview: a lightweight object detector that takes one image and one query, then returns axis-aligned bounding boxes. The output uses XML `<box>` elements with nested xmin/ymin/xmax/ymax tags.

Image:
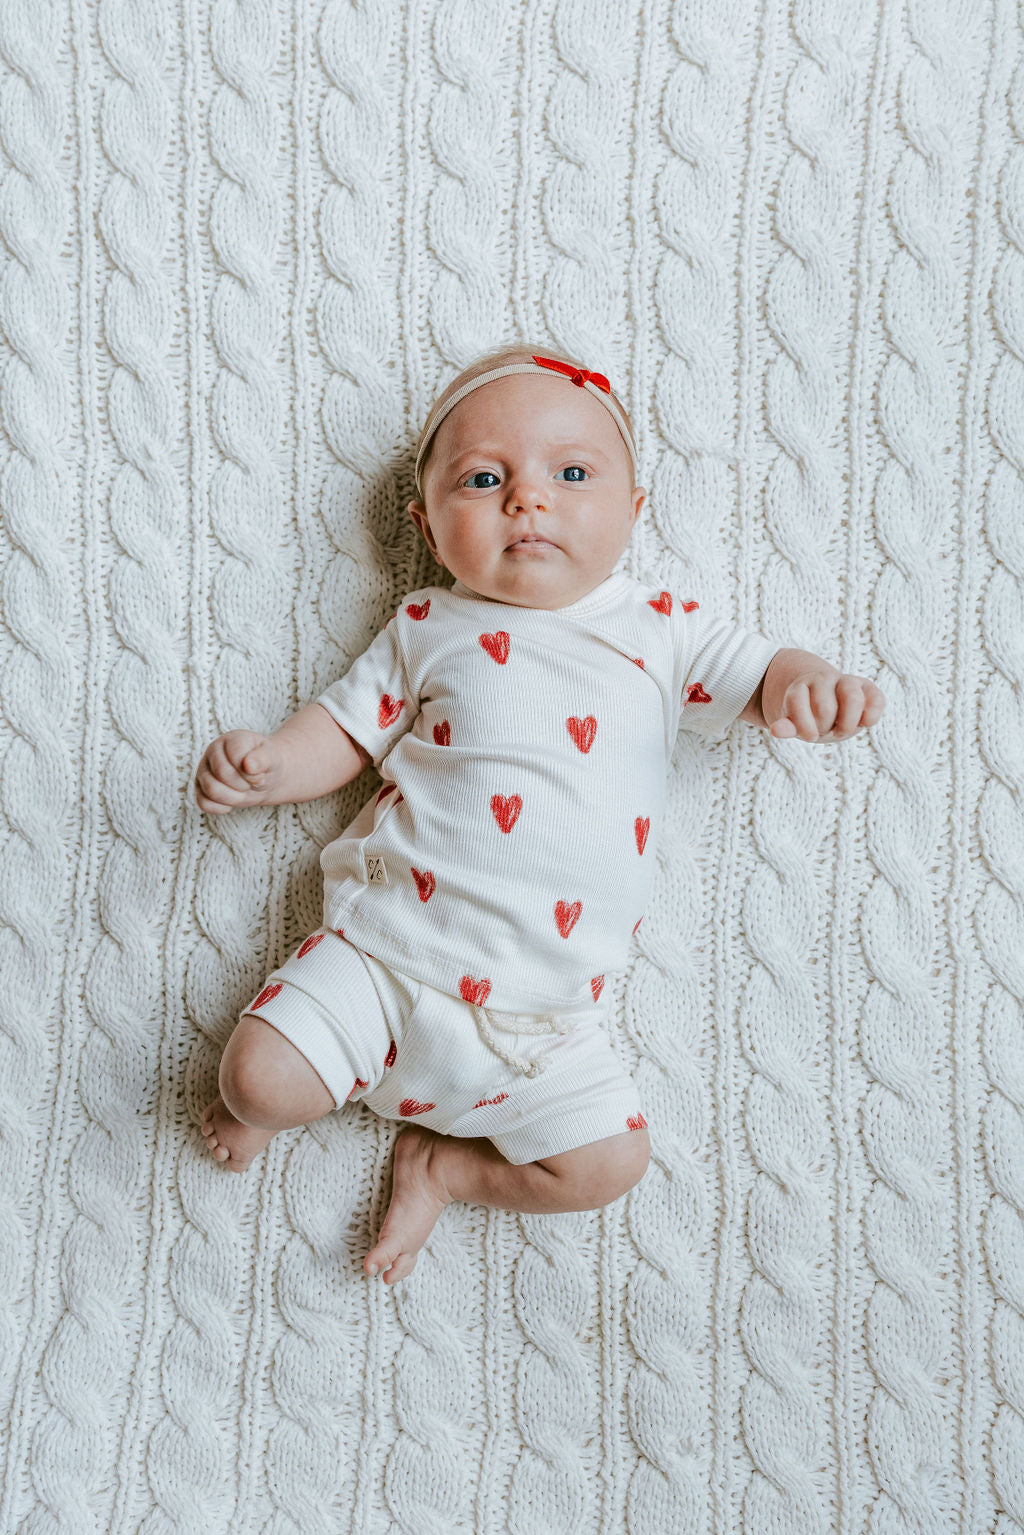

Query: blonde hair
<box><xmin>413</xmin><ymin>343</ymin><xmax>638</xmax><ymax>495</ymax></box>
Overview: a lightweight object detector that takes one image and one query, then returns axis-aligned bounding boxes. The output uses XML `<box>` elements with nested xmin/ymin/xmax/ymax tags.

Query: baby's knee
<box><xmin>539</xmin><ymin>1127</ymin><xmax>650</xmax><ymax>1209</ymax></box>
<box><xmin>219</xmin><ymin>1013</ymin><xmax>329</xmax><ymax>1126</ymax></box>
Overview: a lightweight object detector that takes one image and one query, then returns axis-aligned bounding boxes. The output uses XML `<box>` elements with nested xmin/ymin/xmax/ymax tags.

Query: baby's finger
<box><xmin>825</xmin><ymin>679</ymin><xmax>866</xmax><ymax>740</ymax></box>
<box><xmin>194</xmin><ymin>765</ymin><xmax>256</xmax><ymax>810</ymax></box>
<box><xmin>220</xmin><ymin>732</ymin><xmax>268</xmax><ymax>780</ymax></box>
<box><xmin>861</xmin><ymin>681</ymin><xmax>886</xmax><ymax>727</ymax></box>
<box><xmin>781</xmin><ymin>682</ymin><xmax>819</xmax><ymax>742</ymax></box>
<box><xmin>240</xmin><ymin>745</ymin><xmax>271</xmax><ymax>781</ymax></box>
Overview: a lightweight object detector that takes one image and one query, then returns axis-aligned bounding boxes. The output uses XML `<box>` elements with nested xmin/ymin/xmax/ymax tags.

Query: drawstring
<box><xmin>472</xmin><ymin>1005</ymin><xmax>577</xmax><ymax>1078</ymax></box>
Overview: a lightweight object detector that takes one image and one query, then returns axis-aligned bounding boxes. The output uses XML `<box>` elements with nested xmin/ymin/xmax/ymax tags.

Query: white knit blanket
<box><xmin>2</xmin><ymin>1</ymin><xmax>1017</xmax><ymax>1530</ymax></box>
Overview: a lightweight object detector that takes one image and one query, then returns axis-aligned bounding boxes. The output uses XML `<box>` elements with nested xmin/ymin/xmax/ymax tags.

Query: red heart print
<box><xmin>384</xmin><ymin>1041</ymin><xmax>397</xmax><ymax>1069</ymax></box>
<box><xmin>336</xmin><ymin>927</ymin><xmax>345</xmax><ymax>939</ymax></box>
<box><xmin>460</xmin><ymin>975</ymin><xmax>492</xmax><ymax>1006</ymax></box>
<box><xmin>406</xmin><ymin>600</ymin><xmax>431</xmax><ymax>620</ymax></box>
<box><xmin>633</xmin><ymin>658</ymin><xmax>645</xmax><ymax>669</ymax></box>
<box><xmin>297</xmin><ymin>932</ymin><xmax>326</xmax><ymax>959</ymax></box>
<box><xmin>648</xmin><ymin>591</ymin><xmax>672</xmax><ymax>615</ymax></box>
<box><xmin>490</xmin><ymin>794</ymin><xmax>522</xmax><ymax>833</ymax></box>
<box><xmin>566</xmin><ymin>716</ymin><xmax>596</xmax><ymax>753</ymax></box>
<box><xmin>346</xmin><ymin>1077</ymin><xmax>369</xmax><ymax>1100</ymax></box>
<box><xmin>378</xmin><ymin>693</ymin><xmax>404</xmax><ymax>728</ymax></box>
<box><xmin>376</xmin><ymin>783</ymin><xmax>396</xmax><ymax>806</ymax></box>
<box><xmin>400</xmin><ymin>1098</ymin><xmax>436</xmax><ymax>1116</ymax></box>
<box><xmin>433</xmin><ymin>721</ymin><xmax>451</xmax><ymax>745</ymax></box>
<box><xmin>555</xmin><ymin>900</ymin><xmax>582</xmax><ymax>938</ymax></box>
<box><xmin>591</xmin><ymin>975</ymin><xmax>604</xmax><ymax>1001</ymax></box>
<box><xmin>251</xmin><ymin>982</ymin><xmax>282</xmax><ymax>1010</ymax></box>
<box><xmin>411</xmin><ymin>867</ymin><xmax>436</xmax><ymax>901</ymax></box>
<box><xmin>686</xmin><ymin>683</ymin><xmax>712</xmax><ymax>704</ymax></box>
<box><xmin>635</xmin><ymin>817</ymin><xmax>650</xmax><ymax>855</ymax></box>
<box><xmin>473</xmin><ymin>1092</ymin><xmax>510</xmax><ymax>1108</ymax></box>
<box><xmin>479</xmin><ymin>631</ymin><xmax>510</xmax><ymax>664</ymax></box>
<box><xmin>682</xmin><ymin>600</ymin><xmax>699</xmax><ymax>613</ymax></box>
<box><xmin>626</xmin><ymin>1112</ymin><xmax>648</xmax><ymax>1131</ymax></box>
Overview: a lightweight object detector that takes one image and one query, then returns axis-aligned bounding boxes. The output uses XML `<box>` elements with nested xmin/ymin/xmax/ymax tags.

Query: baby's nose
<box><xmin>506</xmin><ymin>480</ymin><xmax>547</xmax><ymax>510</ymax></box>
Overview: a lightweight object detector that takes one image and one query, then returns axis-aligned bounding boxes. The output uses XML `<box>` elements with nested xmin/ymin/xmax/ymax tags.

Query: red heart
<box><xmin>406</xmin><ymin>600</ymin><xmax>431</xmax><ymax>620</ymax></box>
<box><xmin>400</xmin><ymin>1098</ymin><xmax>436</xmax><ymax>1116</ymax></box>
<box><xmin>648</xmin><ymin>591</ymin><xmax>672</xmax><ymax>615</ymax></box>
<box><xmin>473</xmin><ymin>1092</ymin><xmax>510</xmax><ymax>1108</ymax></box>
<box><xmin>376</xmin><ymin>783</ymin><xmax>396</xmax><ymax>805</ymax></box>
<box><xmin>591</xmin><ymin>975</ymin><xmax>604</xmax><ymax>1001</ymax></box>
<box><xmin>633</xmin><ymin>658</ymin><xmax>645</xmax><ymax>669</ymax></box>
<box><xmin>411</xmin><ymin>867</ymin><xmax>435</xmax><ymax>901</ymax></box>
<box><xmin>384</xmin><ymin>1041</ymin><xmax>397</xmax><ymax>1069</ymax></box>
<box><xmin>686</xmin><ymin>683</ymin><xmax>712</xmax><ymax>705</ymax></box>
<box><xmin>682</xmin><ymin>600</ymin><xmax>699</xmax><ymax>613</ymax></box>
<box><xmin>460</xmin><ymin>975</ymin><xmax>492</xmax><ymax>1006</ymax></box>
<box><xmin>555</xmin><ymin>900</ymin><xmax>582</xmax><ymax>938</ymax></box>
<box><xmin>433</xmin><ymin>720</ymin><xmax>451</xmax><ymax>745</ymax></box>
<box><xmin>626</xmin><ymin>1112</ymin><xmax>648</xmax><ymax>1131</ymax></box>
<box><xmin>297</xmin><ymin>932</ymin><xmax>325</xmax><ymax>959</ymax></box>
<box><xmin>490</xmin><ymin>794</ymin><xmax>522</xmax><ymax>833</ymax></box>
<box><xmin>479</xmin><ymin>631</ymin><xmax>510</xmax><ymax>664</ymax></box>
<box><xmin>346</xmin><ymin>1077</ymin><xmax>369</xmax><ymax>1100</ymax></box>
<box><xmin>635</xmin><ymin>817</ymin><xmax>650</xmax><ymax>855</ymax></box>
<box><xmin>566</xmin><ymin>715</ymin><xmax>597</xmax><ymax>753</ymax></box>
<box><xmin>378</xmin><ymin>693</ymin><xmax>404</xmax><ymax>727</ymax></box>
<box><xmin>251</xmin><ymin>982</ymin><xmax>282</xmax><ymax>1010</ymax></box>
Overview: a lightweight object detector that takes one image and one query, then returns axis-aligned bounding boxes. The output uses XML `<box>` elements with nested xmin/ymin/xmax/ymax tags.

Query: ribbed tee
<box><xmin>315</xmin><ymin>572</ymin><xmax>778</xmax><ymax>1012</ymax></box>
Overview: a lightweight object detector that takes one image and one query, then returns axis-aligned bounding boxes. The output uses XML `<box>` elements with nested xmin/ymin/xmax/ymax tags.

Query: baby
<box><xmin>194</xmin><ymin>345</ymin><xmax>885</xmax><ymax>1285</ymax></box>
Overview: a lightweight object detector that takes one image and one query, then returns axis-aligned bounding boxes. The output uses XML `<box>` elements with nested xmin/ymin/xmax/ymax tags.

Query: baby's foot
<box><xmin>364</xmin><ymin>1125</ymin><xmax>453</xmax><ymax>1284</ymax></box>
<box><xmin>201</xmin><ymin>1095</ymin><xmax>275</xmax><ymax>1173</ymax></box>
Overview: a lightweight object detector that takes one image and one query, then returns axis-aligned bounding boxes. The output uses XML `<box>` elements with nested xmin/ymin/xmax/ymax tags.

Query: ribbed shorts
<box><xmin>241</xmin><ymin>928</ymin><xmax>647</xmax><ymax>1165</ymax></box>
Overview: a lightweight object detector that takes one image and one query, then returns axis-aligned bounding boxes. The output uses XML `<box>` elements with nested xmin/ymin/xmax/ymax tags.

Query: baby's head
<box><xmin>408</xmin><ymin>345</ymin><xmax>645</xmax><ymax>609</ymax></box>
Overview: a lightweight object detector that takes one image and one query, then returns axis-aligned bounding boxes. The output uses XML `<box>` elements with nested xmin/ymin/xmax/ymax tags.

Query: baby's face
<box><xmin>408</xmin><ymin>375</ymin><xmax>645</xmax><ymax>609</ymax></box>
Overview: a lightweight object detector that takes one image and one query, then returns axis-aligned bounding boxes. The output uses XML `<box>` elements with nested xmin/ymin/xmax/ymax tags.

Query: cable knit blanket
<box><xmin>2</xmin><ymin>0</ymin><xmax>1018</xmax><ymax>1529</ymax></box>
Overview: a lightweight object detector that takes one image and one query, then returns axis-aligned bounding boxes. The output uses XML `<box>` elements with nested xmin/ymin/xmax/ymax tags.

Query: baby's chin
<box><xmin>470</xmin><ymin>560</ymin><xmax>612</xmax><ymax>609</ymax></box>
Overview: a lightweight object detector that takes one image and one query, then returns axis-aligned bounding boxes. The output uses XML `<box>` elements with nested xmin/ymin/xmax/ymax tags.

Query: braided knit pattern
<box><xmin>4</xmin><ymin>2</ymin><xmax>1019</xmax><ymax>1529</ymax></box>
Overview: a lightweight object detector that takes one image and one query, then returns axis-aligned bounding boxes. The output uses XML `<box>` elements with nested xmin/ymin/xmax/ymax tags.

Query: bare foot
<box><xmin>201</xmin><ymin>1095</ymin><xmax>275</xmax><ymax>1173</ymax></box>
<box><xmin>364</xmin><ymin>1125</ymin><xmax>453</xmax><ymax>1284</ymax></box>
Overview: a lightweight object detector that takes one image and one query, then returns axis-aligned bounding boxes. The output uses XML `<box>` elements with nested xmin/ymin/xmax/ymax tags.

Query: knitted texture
<box><xmin>0</xmin><ymin>1</ymin><xmax>1014</xmax><ymax>1530</ymax></box>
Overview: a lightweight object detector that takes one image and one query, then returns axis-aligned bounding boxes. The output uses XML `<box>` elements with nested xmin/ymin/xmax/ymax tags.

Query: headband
<box><xmin>414</xmin><ymin>353</ymin><xmax>638</xmax><ymax>491</ymax></box>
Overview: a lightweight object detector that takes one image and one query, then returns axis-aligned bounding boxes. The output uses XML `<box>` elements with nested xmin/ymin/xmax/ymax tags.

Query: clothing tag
<box><xmin>365</xmin><ymin>854</ymin><xmax>389</xmax><ymax>885</ymax></box>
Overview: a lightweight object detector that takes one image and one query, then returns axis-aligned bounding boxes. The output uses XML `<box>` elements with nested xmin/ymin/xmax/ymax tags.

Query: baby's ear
<box><xmin>408</xmin><ymin>499</ymin><xmax>438</xmax><ymax>559</ymax></box>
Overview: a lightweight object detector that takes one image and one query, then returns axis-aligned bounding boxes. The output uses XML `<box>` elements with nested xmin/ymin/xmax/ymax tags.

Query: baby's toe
<box><xmin>382</xmin><ymin>1251</ymin><xmax>418</xmax><ymax>1284</ymax></box>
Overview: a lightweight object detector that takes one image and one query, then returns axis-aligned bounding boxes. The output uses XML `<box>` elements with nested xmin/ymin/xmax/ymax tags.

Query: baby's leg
<box><xmin>365</xmin><ymin>1125</ymin><xmax>650</xmax><ymax>1284</ymax></box>
<box><xmin>202</xmin><ymin>1014</ymin><xmax>335</xmax><ymax>1172</ymax></box>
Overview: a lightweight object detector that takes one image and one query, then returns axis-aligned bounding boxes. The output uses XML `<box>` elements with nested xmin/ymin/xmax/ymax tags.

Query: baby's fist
<box><xmin>770</xmin><ymin>670</ymin><xmax>886</xmax><ymax>742</ymax></box>
<box><xmin>194</xmin><ymin>729</ymin><xmax>282</xmax><ymax>814</ymax></box>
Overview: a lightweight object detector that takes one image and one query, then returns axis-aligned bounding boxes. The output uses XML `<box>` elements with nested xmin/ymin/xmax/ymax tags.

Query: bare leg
<box><xmin>364</xmin><ymin>1124</ymin><xmax>649</xmax><ymax>1285</ymax></box>
<box><xmin>201</xmin><ymin>1014</ymin><xmax>335</xmax><ymax>1173</ymax></box>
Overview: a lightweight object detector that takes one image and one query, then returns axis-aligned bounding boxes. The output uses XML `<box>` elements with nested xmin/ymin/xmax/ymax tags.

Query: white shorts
<box><xmin>241</xmin><ymin>928</ymin><xmax>648</xmax><ymax>1165</ymax></box>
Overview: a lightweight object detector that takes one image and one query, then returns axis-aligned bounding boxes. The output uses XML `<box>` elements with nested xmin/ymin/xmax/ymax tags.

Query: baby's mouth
<box><xmin>506</xmin><ymin>535</ymin><xmax>557</xmax><ymax>550</ymax></box>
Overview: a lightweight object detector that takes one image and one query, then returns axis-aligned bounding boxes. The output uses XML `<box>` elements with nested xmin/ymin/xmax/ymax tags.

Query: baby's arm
<box><xmin>739</xmin><ymin>648</ymin><xmax>886</xmax><ymax>742</ymax></box>
<box><xmin>194</xmin><ymin>703</ymin><xmax>372</xmax><ymax>815</ymax></box>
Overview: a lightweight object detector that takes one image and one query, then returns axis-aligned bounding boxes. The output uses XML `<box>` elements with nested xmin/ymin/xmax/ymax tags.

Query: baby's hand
<box><xmin>769</xmin><ymin>670</ymin><xmax>886</xmax><ymax>743</ymax></box>
<box><xmin>194</xmin><ymin>730</ymin><xmax>283</xmax><ymax>814</ymax></box>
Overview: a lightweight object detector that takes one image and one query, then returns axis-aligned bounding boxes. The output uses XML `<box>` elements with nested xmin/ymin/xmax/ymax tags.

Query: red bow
<box><xmin>531</xmin><ymin>354</ymin><xmax>611</xmax><ymax>393</ymax></box>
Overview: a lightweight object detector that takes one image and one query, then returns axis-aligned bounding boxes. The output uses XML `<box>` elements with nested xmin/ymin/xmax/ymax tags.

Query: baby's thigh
<box><xmin>536</xmin><ymin>1127</ymin><xmax>650</xmax><ymax>1205</ymax></box>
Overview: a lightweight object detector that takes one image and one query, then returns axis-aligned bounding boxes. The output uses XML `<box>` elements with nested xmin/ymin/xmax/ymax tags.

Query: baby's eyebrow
<box><xmin>447</xmin><ymin>441</ymin><xmax>611</xmax><ymax>467</ymax></box>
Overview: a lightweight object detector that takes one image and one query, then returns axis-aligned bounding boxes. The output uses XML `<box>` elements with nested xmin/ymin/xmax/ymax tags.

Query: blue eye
<box><xmin>464</xmin><ymin>471</ymin><xmax>499</xmax><ymax>489</ymax></box>
<box><xmin>556</xmin><ymin>466</ymin><xmax>588</xmax><ymax>482</ymax></box>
